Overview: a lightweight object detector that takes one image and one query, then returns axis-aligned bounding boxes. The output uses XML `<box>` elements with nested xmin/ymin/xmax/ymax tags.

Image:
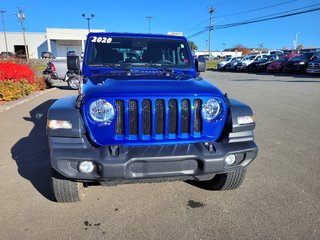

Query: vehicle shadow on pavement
<box><xmin>231</xmin><ymin>79</ymin><xmax>320</xmax><ymax>83</ymax></box>
<box><xmin>11</xmin><ymin>99</ymin><xmax>57</xmax><ymax>201</ymax></box>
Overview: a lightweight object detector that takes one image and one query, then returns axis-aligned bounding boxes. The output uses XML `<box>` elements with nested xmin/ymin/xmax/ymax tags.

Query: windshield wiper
<box><xmin>144</xmin><ymin>63</ymin><xmax>171</xmax><ymax>71</ymax></box>
<box><xmin>103</xmin><ymin>63</ymin><xmax>131</xmax><ymax>72</ymax></box>
<box><xmin>144</xmin><ymin>63</ymin><xmax>196</xmax><ymax>79</ymax></box>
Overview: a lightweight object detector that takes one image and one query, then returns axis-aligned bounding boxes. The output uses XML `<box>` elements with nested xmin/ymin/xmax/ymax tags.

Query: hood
<box><xmin>82</xmin><ymin>77</ymin><xmax>225</xmax><ymax>101</ymax></box>
<box><xmin>289</xmin><ymin>59</ymin><xmax>307</xmax><ymax>63</ymax></box>
<box><xmin>309</xmin><ymin>59</ymin><xmax>320</xmax><ymax>64</ymax></box>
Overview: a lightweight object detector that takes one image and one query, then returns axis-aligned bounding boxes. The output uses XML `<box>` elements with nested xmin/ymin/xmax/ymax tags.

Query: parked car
<box><xmin>47</xmin><ymin>32</ymin><xmax>258</xmax><ymax>202</ymax></box>
<box><xmin>267</xmin><ymin>54</ymin><xmax>299</xmax><ymax>73</ymax></box>
<box><xmin>306</xmin><ymin>52</ymin><xmax>320</xmax><ymax>74</ymax></box>
<box><xmin>263</xmin><ymin>50</ymin><xmax>284</xmax><ymax>55</ymax></box>
<box><xmin>283</xmin><ymin>52</ymin><xmax>318</xmax><ymax>73</ymax></box>
<box><xmin>217</xmin><ymin>56</ymin><xmax>233</xmax><ymax>70</ymax></box>
<box><xmin>237</xmin><ymin>54</ymin><xmax>268</xmax><ymax>71</ymax></box>
<box><xmin>0</xmin><ymin>52</ymin><xmax>15</xmax><ymax>58</ymax></box>
<box><xmin>41</xmin><ymin>51</ymin><xmax>55</xmax><ymax>59</ymax></box>
<box><xmin>248</xmin><ymin>54</ymin><xmax>282</xmax><ymax>72</ymax></box>
<box><xmin>225</xmin><ymin>57</ymin><xmax>243</xmax><ymax>71</ymax></box>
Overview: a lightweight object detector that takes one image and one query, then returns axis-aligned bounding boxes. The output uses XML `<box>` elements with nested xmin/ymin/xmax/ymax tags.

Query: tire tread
<box><xmin>51</xmin><ymin>169</ymin><xmax>82</xmax><ymax>202</ymax></box>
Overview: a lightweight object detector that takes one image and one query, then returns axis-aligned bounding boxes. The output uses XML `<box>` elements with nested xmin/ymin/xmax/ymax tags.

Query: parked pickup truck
<box><xmin>47</xmin><ymin>32</ymin><xmax>258</xmax><ymax>202</ymax></box>
<box><xmin>43</xmin><ymin>55</ymin><xmax>82</xmax><ymax>89</ymax></box>
<box><xmin>306</xmin><ymin>51</ymin><xmax>320</xmax><ymax>74</ymax></box>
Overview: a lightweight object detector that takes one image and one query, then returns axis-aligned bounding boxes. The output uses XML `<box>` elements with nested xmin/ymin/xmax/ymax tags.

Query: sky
<box><xmin>0</xmin><ymin>0</ymin><xmax>319</xmax><ymax>51</ymax></box>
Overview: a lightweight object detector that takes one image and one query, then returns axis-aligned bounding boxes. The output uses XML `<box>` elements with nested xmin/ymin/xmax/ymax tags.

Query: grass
<box><xmin>206</xmin><ymin>60</ymin><xmax>223</xmax><ymax>70</ymax></box>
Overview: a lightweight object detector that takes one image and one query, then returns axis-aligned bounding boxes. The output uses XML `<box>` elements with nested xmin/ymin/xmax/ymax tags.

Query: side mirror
<box><xmin>195</xmin><ymin>58</ymin><xmax>206</xmax><ymax>72</ymax></box>
<box><xmin>67</xmin><ymin>55</ymin><xmax>80</xmax><ymax>72</ymax></box>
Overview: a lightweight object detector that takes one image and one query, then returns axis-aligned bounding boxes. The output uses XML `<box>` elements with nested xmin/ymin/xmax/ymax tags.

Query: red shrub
<box><xmin>0</xmin><ymin>62</ymin><xmax>35</xmax><ymax>84</ymax></box>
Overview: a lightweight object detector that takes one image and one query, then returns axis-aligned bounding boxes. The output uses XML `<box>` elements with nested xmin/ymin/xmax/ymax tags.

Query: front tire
<box><xmin>67</xmin><ymin>76</ymin><xmax>80</xmax><ymax>90</ymax></box>
<box><xmin>51</xmin><ymin>169</ymin><xmax>84</xmax><ymax>202</ymax></box>
<box><xmin>196</xmin><ymin>167</ymin><xmax>247</xmax><ymax>191</ymax></box>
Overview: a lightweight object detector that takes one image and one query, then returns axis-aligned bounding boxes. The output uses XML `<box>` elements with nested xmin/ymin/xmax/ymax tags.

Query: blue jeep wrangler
<box><xmin>47</xmin><ymin>33</ymin><xmax>258</xmax><ymax>202</ymax></box>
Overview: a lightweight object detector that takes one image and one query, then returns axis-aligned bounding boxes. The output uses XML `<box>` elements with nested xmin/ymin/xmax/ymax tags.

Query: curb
<box><xmin>0</xmin><ymin>88</ymin><xmax>57</xmax><ymax>113</ymax></box>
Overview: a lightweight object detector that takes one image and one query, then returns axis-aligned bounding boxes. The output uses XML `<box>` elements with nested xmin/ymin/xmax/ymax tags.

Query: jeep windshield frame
<box><xmin>85</xmin><ymin>35</ymin><xmax>193</xmax><ymax>70</ymax></box>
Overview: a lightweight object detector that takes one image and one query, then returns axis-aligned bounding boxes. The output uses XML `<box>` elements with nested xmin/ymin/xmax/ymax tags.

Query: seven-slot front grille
<box><xmin>115</xmin><ymin>99</ymin><xmax>202</xmax><ymax>139</ymax></box>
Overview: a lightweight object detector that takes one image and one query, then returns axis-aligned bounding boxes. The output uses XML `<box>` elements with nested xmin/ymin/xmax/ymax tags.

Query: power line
<box><xmin>214</xmin><ymin>4</ymin><xmax>320</xmax><ymax>29</ymax></box>
<box><xmin>183</xmin><ymin>0</ymin><xmax>300</xmax><ymax>35</ymax></box>
<box><xmin>215</xmin><ymin>0</ymin><xmax>299</xmax><ymax>18</ymax></box>
<box><xmin>187</xmin><ymin>5</ymin><xmax>320</xmax><ymax>38</ymax></box>
<box><xmin>184</xmin><ymin>18</ymin><xmax>209</xmax><ymax>34</ymax></box>
<box><xmin>225</xmin><ymin>3</ymin><xmax>320</xmax><ymax>25</ymax></box>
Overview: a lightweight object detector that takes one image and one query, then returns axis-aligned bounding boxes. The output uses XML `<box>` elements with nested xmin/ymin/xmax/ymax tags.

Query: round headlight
<box><xmin>89</xmin><ymin>99</ymin><xmax>115</xmax><ymax>123</ymax></box>
<box><xmin>202</xmin><ymin>98</ymin><xmax>222</xmax><ymax>121</ymax></box>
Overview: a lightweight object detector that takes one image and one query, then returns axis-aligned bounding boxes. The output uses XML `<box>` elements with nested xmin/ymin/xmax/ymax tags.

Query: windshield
<box><xmin>276</xmin><ymin>57</ymin><xmax>289</xmax><ymax>62</ymax></box>
<box><xmin>311</xmin><ymin>52</ymin><xmax>320</xmax><ymax>60</ymax></box>
<box><xmin>243</xmin><ymin>55</ymin><xmax>256</xmax><ymax>61</ymax></box>
<box><xmin>290</xmin><ymin>55</ymin><xmax>305</xmax><ymax>61</ymax></box>
<box><xmin>86</xmin><ymin>36</ymin><xmax>192</xmax><ymax>69</ymax></box>
<box><xmin>303</xmin><ymin>52</ymin><xmax>316</xmax><ymax>59</ymax></box>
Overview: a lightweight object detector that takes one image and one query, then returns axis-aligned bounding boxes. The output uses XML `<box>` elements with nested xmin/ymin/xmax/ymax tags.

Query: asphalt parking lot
<box><xmin>0</xmin><ymin>71</ymin><xmax>319</xmax><ymax>240</ymax></box>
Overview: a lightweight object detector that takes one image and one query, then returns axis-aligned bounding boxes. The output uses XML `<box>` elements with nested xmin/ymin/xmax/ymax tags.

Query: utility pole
<box><xmin>17</xmin><ymin>7</ymin><xmax>29</xmax><ymax>62</ymax></box>
<box><xmin>146</xmin><ymin>16</ymin><xmax>153</xmax><ymax>33</ymax></box>
<box><xmin>295</xmin><ymin>32</ymin><xmax>300</xmax><ymax>50</ymax></box>
<box><xmin>208</xmin><ymin>6</ymin><xmax>215</xmax><ymax>59</ymax></box>
<box><xmin>0</xmin><ymin>10</ymin><xmax>8</xmax><ymax>53</ymax></box>
<box><xmin>82</xmin><ymin>13</ymin><xmax>95</xmax><ymax>33</ymax></box>
<box><xmin>222</xmin><ymin>43</ymin><xmax>226</xmax><ymax>51</ymax></box>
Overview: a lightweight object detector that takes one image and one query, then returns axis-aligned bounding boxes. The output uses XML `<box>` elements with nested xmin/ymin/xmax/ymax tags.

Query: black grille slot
<box><xmin>181</xmin><ymin>99</ymin><xmax>190</xmax><ymax>133</ymax></box>
<box><xmin>156</xmin><ymin>100</ymin><xmax>165</xmax><ymax>134</ymax></box>
<box><xmin>168</xmin><ymin>99</ymin><xmax>178</xmax><ymax>134</ymax></box>
<box><xmin>142</xmin><ymin>100</ymin><xmax>152</xmax><ymax>135</ymax></box>
<box><xmin>129</xmin><ymin>100</ymin><xmax>138</xmax><ymax>135</ymax></box>
<box><xmin>115</xmin><ymin>98</ymin><xmax>202</xmax><ymax>139</ymax></box>
<box><xmin>115</xmin><ymin>100</ymin><xmax>124</xmax><ymax>135</ymax></box>
<box><xmin>193</xmin><ymin>99</ymin><xmax>202</xmax><ymax>132</ymax></box>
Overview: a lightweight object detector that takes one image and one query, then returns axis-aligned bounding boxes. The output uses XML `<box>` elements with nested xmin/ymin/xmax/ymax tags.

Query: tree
<box><xmin>297</xmin><ymin>44</ymin><xmax>304</xmax><ymax>50</ymax></box>
<box><xmin>188</xmin><ymin>40</ymin><xmax>198</xmax><ymax>52</ymax></box>
<box><xmin>233</xmin><ymin>44</ymin><xmax>251</xmax><ymax>54</ymax></box>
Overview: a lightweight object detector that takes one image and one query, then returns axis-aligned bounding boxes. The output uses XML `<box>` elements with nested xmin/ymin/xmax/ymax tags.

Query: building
<box><xmin>195</xmin><ymin>51</ymin><xmax>243</xmax><ymax>58</ymax></box>
<box><xmin>0</xmin><ymin>28</ymin><xmax>105</xmax><ymax>59</ymax></box>
<box><xmin>167</xmin><ymin>32</ymin><xmax>183</xmax><ymax>36</ymax></box>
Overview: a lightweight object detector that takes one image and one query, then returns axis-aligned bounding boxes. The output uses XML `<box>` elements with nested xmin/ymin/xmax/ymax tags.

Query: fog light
<box><xmin>78</xmin><ymin>161</ymin><xmax>94</xmax><ymax>174</ymax></box>
<box><xmin>225</xmin><ymin>154</ymin><xmax>236</xmax><ymax>165</ymax></box>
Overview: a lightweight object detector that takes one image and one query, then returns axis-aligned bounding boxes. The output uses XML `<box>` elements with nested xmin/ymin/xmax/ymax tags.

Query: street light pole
<box><xmin>146</xmin><ymin>16</ymin><xmax>153</xmax><ymax>33</ymax></box>
<box><xmin>17</xmin><ymin>8</ymin><xmax>29</xmax><ymax>62</ymax></box>
<box><xmin>0</xmin><ymin>10</ymin><xmax>8</xmax><ymax>53</ymax></box>
<box><xmin>82</xmin><ymin>13</ymin><xmax>95</xmax><ymax>33</ymax></box>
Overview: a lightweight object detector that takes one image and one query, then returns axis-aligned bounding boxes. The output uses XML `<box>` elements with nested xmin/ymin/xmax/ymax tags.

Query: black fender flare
<box><xmin>47</xmin><ymin>96</ymin><xmax>85</xmax><ymax>138</ymax></box>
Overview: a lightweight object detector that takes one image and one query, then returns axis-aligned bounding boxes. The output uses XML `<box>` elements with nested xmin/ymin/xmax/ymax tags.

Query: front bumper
<box><xmin>217</xmin><ymin>64</ymin><xmax>225</xmax><ymax>70</ymax></box>
<box><xmin>49</xmin><ymin>136</ymin><xmax>258</xmax><ymax>182</ymax></box>
<box><xmin>307</xmin><ymin>68</ymin><xmax>320</xmax><ymax>73</ymax></box>
<box><xmin>237</xmin><ymin>65</ymin><xmax>247</xmax><ymax>71</ymax></box>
